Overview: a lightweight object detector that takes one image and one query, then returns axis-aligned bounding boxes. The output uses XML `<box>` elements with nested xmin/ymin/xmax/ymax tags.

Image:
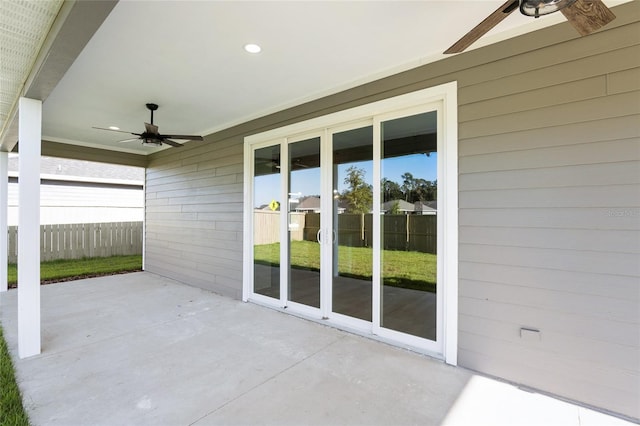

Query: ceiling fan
<box><xmin>93</xmin><ymin>103</ymin><xmax>204</xmax><ymax>147</ymax></box>
<box><xmin>444</xmin><ymin>0</ymin><xmax>616</xmax><ymax>54</ymax></box>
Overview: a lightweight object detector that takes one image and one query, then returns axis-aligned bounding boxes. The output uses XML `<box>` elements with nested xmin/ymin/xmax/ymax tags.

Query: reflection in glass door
<box><xmin>247</xmin><ymin>84</ymin><xmax>455</xmax><ymax>359</ymax></box>
<box><xmin>251</xmin><ymin>115</ymin><xmax>438</xmax><ymax>336</ymax></box>
<box><xmin>253</xmin><ymin>145</ymin><xmax>281</xmax><ymax>300</ymax></box>
<box><xmin>380</xmin><ymin>111</ymin><xmax>438</xmax><ymax>340</ymax></box>
<box><xmin>288</xmin><ymin>137</ymin><xmax>321</xmax><ymax>308</ymax></box>
<box><xmin>331</xmin><ymin>126</ymin><xmax>373</xmax><ymax>322</ymax></box>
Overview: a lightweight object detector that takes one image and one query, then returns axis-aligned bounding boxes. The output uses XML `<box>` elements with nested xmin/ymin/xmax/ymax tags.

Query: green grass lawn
<box><xmin>255</xmin><ymin>240</ymin><xmax>436</xmax><ymax>292</ymax></box>
<box><xmin>0</xmin><ymin>325</ymin><xmax>30</xmax><ymax>426</ymax></box>
<box><xmin>8</xmin><ymin>255</ymin><xmax>143</xmax><ymax>288</ymax></box>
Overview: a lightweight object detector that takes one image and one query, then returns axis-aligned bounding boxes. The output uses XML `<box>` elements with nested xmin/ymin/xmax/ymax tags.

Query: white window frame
<box><xmin>243</xmin><ymin>82</ymin><xmax>458</xmax><ymax>365</ymax></box>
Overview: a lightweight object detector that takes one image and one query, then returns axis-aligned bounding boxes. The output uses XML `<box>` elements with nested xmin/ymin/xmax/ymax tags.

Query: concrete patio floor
<box><xmin>0</xmin><ymin>272</ymin><xmax>635</xmax><ymax>426</ymax></box>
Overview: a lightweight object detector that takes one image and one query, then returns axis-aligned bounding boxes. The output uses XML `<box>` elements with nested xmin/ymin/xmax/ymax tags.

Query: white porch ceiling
<box><xmin>2</xmin><ymin>0</ymin><xmax>631</xmax><ymax>155</ymax></box>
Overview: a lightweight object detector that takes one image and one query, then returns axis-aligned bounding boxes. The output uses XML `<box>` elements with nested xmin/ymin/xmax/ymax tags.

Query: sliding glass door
<box><xmin>252</xmin><ymin>145</ymin><xmax>281</xmax><ymax>300</ymax></box>
<box><xmin>245</xmin><ymin>84</ymin><xmax>457</xmax><ymax>360</ymax></box>
<box><xmin>331</xmin><ymin>125</ymin><xmax>373</xmax><ymax>323</ymax></box>
<box><xmin>287</xmin><ymin>136</ymin><xmax>321</xmax><ymax>309</ymax></box>
<box><xmin>250</xmin><ymin>112</ymin><xmax>440</xmax><ymax>340</ymax></box>
<box><xmin>380</xmin><ymin>111</ymin><xmax>438</xmax><ymax>341</ymax></box>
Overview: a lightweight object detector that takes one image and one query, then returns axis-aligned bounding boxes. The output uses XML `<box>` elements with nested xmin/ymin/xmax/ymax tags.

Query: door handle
<box><xmin>316</xmin><ymin>229</ymin><xmax>336</xmax><ymax>244</ymax></box>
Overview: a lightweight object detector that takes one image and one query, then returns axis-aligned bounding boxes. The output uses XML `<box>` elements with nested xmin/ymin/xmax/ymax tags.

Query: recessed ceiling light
<box><xmin>108</xmin><ymin>126</ymin><xmax>120</xmax><ymax>130</ymax></box>
<box><xmin>244</xmin><ymin>43</ymin><xmax>261</xmax><ymax>54</ymax></box>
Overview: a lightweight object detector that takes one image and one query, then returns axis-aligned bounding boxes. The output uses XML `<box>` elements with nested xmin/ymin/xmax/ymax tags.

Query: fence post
<box><xmin>41</xmin><ymin>225</ymin><xmax>47</xmax><ymax>262</ymax></box>
<box><xmin>65</xmin><ymin>224</ymin><xmax>72</xmax><ymax>259</ymax></box>
<box><xmin>73</xmin><ymin>223</ymin><xmax>81</xmax><ymax>258</ymax></box>
<box><xmin>135</xmin><ymin>222</ymin><xmax>142</xmax><ymax>254</ymax></box>
<box><xmin>53</xmin><ymin>224</ymin><xmax>60</xmax><ymax>262</ymax></box>
<box><xmin>88</xmin><ymin>223</ymin><xmax>94</xmax><ymax>258</ymax></box>
<box><xmin>118</xmin><ymin>222</ymin><xmax>124</xmax><ymax>255</ymax></box>
<box><xmin>97</xmin><ymin>223</ymin><xmax>104</xmax><ymax>257</ymax></box>
<box><xmin>106</xmin><ymin>222</ymin><xmax>113</xmax><ymax>257</ymax></box>
<box><xmin>39</xmin><ymin>225</ymin><xmax>45</xmax><ymax>262</ymax></box>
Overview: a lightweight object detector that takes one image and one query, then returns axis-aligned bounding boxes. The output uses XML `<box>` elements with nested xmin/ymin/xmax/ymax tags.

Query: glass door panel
<box><xmin>332</xmin><ymin>126</ymin><xmax>373</xmax><ymax>322</ymax></box>
<box><xmin>288</xmin><ymin>137</ymin><xmax>321</xmax><ymax>308</ymax></box>
<box><xmin>253</xmin><ymin>145</ymin><xmax>281</xmax><ymax>299</ymax></box>
<box><xmin>247</xmin><ymin>86</ymin><xmax>454</xmax><ymax>359</ymax></box>
<box><xmin>380</xmin><ymin>112</ymin><xmax>438</xmax><ymax>340</ymax></box>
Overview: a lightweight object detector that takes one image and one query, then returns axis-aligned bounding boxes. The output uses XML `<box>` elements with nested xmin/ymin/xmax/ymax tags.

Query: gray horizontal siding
<box><xmin>455</xmin><ymin>14</ymin><xmax>640</xmax><ymax>419</ymax></box>
<box><xmin>144</xmin><ymin>2</ymin><xmax>640</xmax><ymax>419</ymax></box>
<box><xmin>145</xmin><ymin>138</ymin><xmax>243</xmax><ymax>299</ymax></box>
<box><xmin>460</xmin><ymin>207</ymin><xmax>639</xmax><ymax>230</ymax></box>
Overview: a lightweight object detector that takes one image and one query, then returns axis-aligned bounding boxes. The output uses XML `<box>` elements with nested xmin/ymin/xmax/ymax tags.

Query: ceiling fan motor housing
<box><xmin>520</xmin><ymin>0</ymin><xmax>578</xmax><ymax>18</ymax></box>
<box><xmin>144</xmin><ymin>138</ymin><xmax>162</xmax><ymax>146</ymax></box>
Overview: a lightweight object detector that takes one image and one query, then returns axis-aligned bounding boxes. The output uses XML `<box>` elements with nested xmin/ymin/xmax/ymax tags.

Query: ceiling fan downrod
<box><xmin>146</xmin><ymin>103</ymin><xmax>158</xmax><ymax>125</ymax></box>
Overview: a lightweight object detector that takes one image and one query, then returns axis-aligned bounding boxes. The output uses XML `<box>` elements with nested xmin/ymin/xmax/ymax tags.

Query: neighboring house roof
<box><xmin>381</xmin><ymin>199</ymin><xmax>415</xmax><ymax>212</ymax></box>
<box><xmin>255</xmin><ymin>197</ymin><xmax>337</xmax><ymax>212</ymax></box>
<box><xmin>8</xmin><ymin>156</ymin><xmax>144</xmax><ymax>184</ymax></box>
<box><xmin>295</xmin><ymin>196</ymin><xmax>320</xmax><ymax>211</ymax></box>
<box><xmin>381</xmin><ymin>200</ymin><xmax>437</xmax><ymax>214</ymax></box>
<box><xmin>257</xmin><ymin>204</ymin><xmax>280</xmax><ymax>211</ymax></box>
<box><xmin>414</xmin><ymin>200</ymin><xmax>437</xmax><ymax>213</ymax></box>
<box><xmin>293</xmin><ymin>196</ymin><xmax>349</xmax><ymax>213</ymax></box>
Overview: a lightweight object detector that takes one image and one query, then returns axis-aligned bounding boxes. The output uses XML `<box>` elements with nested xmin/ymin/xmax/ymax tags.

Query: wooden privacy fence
<box><xmin>253</xmin><ymin>211</ymin><xmax>306</xmax><ymax>245</ymax></box>
<box><xmin>254</xmin><ymin>211</ymin><xmax>436</xmax><ymax>254</ymax></box>
<box><xmin>8</xmin><ymin>221</ymin><xmax>143</xmax><ymax>263</ymax></box>
<box><xmin>383</xmin><ymin>214</ymin><xmax>436</xmax><ymax>253</ymax></box>
<box><xmin>328</xmin><ymin>213</ymin><xmax>436</xmax><ymax>253</ymax></box>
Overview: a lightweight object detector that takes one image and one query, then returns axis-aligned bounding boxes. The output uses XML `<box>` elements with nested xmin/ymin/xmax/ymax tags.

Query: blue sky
<box><xmin>255</xmin><ymin>153</ymin><xmax>437</xmax><ymax>208</ymax></box>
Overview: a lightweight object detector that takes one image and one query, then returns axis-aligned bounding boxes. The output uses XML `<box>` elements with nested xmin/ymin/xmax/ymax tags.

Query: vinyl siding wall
<box><xmin>8</xmin><ymin>180</ymin><xmax>143</xmax><ymax>225</ymax></box>
<box><xmin>145</xmin><ymin>138</ymin><xmax>244</xmax><ymax>299</ymax></box>
<box><xmin>454</xmin><ymin>14</ymin><xmax>639</xmax><ymax>419</ymax></box>
<box><xmin>145</xmin><ymin>3</ymin><xmax>639</xmax><ymax>419</ymax></box>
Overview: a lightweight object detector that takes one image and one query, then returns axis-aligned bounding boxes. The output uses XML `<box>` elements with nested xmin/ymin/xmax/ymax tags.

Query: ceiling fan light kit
<box><xmin>444</xmin><ymin>0</ymin><xmax>616</xmax><ymax>54</ymax></box>
<box><xmin>520</xmin><ymin>0</ymin><xmax>578</xmax><ymax>18</ymax></box>
<box><xmin>93</xmin><ymin>103</ymin><xmax>204</xmax><ymax>148</ymax></box>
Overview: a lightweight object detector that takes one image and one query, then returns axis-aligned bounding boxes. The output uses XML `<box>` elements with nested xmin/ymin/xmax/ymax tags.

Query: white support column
<box><xmin>18</xmin><ymin>97</ymin><xmax>41</xmax><ymax>359</ymax></box>
<box><xmin>0</xmin><ymin>152</ymin><xmax>7</xmax><ymax>293</ymax></box>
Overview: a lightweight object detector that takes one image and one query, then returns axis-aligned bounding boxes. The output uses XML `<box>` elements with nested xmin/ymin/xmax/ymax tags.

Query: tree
<box><xmin>341</xmin><ymin>166</ymin><xmax>372</xmax><ymax>214</ymax></box>
<box><xmin>414</xmin><ymin>178</ymin><xmax>436</xmax><ymax>202</ymax></box>
<box><xmin>381</xmin><ymin>178</ymin><xmax>403</xmax><ymax>202</ymax></box>
<box><xmin>399</xmin><ymin>173</ymin><xmax>437</xmax><ymax>203</ymax></box>
<box><xmin>401</xmin><ymin>172</ymin><xmax>416</xmax><ymax>202</ymax></box>
<box><xmin>417</xmin><ymin>179</ymin><xmax>437</xmax><ymax>201</ymax></box>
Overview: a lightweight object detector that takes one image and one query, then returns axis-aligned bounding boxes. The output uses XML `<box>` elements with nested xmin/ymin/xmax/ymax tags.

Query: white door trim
<box><xmin>244</xmin><ymin>82</ymin><xmax>458</xmax><ymax>364</ymax></box>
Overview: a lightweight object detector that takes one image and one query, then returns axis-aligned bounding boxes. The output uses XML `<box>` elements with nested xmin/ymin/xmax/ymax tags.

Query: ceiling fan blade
<box><xmin>162</xmin><ymin>134</ymin><xmax>204</xmax><ymax>141</ymax></box>
<box><xmin>162</xmin><ymin>139</ymin><xmax>184</xmax><ymax>148</ymax></box>
<box><xmin>561</xmin><ymin>0</ymin><xmax>615</xmax><ymax>36</ymax></box>
<box><xmin>144</xmin><ymin>122</ymin><xmax>159</xmax><ymax>135</ymax></box>
<box><xmin>444</xmin><ymin>0</ymin><xmax>519</xmax><ymax>54</ymax></box>
<box><xmin>93</xmin><ymin>126</ymin><xmax>138</xmax><ymax>135</ymax></box>
<box><xmin>117</xmin><ymin>138</ymin><xmax>141</xmax><ymax>144</ymax></box>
